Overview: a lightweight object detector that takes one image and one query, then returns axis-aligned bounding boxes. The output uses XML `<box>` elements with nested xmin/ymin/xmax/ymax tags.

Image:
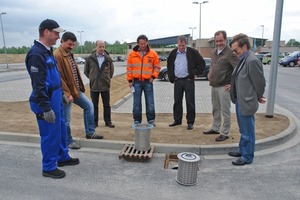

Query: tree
<box><xmin>286</xmin><ymin>39</ymin><xmax>300</xmax><ymax>47</ymax></box>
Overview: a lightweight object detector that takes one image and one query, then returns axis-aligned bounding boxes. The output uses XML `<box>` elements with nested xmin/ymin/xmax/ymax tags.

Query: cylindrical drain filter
<box><xmin>176</xmin><ymin>152</ymin><xmax>200</xmax><ymax>186</ymax></box>
<box><xmin>132</xmin><ymin>124</ymin><xmax>153</xmax><ymax>151</ymax></box>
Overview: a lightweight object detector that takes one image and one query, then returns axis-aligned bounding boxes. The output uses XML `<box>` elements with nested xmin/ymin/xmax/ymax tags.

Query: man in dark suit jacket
<box><xmin>167</xmin><ymin>35</ymin><xmax>205</xmax><ymax>130</ymax></box>
<box><xmin>229</xmin><ymin>33</ymin><xmax>266</xmax><ymax>166</ymax></box>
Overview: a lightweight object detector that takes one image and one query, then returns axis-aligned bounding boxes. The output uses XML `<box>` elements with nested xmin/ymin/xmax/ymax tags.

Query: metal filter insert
<box><xmin>176</xmin><ymin>152</ymin><xmax>200</xmax><ymax>186</ymax></box>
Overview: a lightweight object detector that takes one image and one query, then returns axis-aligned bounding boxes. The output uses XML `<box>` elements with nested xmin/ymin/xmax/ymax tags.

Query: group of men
<box><xmin>26</xmin><ymin>18</ymin><xmax>266</xmax><ymax>179</ymax></box>
<box><xmin>26</xmin><ymin>19</ymin><xmax>115</xmax><ymax>179</ymax></box>
<box><xmin>127</xmin><ymin>32</ymin><xmax>266</xmax><ymax>167</ymax></box>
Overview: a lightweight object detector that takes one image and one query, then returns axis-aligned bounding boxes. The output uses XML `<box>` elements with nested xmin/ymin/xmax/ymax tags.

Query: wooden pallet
<box><xmin>119</xmin><ymin>144</ymin><xmax>155</xmax><ymax>161</ymax></box>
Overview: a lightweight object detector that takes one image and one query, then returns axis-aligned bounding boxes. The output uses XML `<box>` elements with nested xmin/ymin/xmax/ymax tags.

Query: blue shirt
<box><xmin>174</xmin><ymin>49</ymin><xmax>189</xmax><ymax>78</ymax></box>
<box><xmin>97</xmin><ymin>53</ymin><xmax>105</xmax><ymax>68</ymax></box>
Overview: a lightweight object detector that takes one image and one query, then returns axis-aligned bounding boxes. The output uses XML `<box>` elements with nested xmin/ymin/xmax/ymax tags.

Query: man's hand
<box><xmin>68</xmin><ymin>95</ymin><xmax>74</xmax><ymax>103</ymax></box>
<box><xmin>259</xmin><ymin>97</ymin><xmax>267</xmax><ymax>104</ymax></box>
<box><xmin>224</xmin><ymin>84</ymin><xmax>231</xmax><ymax>91</ymax></box>
<box><xmin>44</xmin><ymin>110</ymin><xmax>56</xmax><ymax>123</ymax></box>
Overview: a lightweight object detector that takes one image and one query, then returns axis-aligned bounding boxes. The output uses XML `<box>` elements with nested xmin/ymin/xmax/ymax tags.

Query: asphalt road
<box><xmin>0</xmin><ymin>64</ymin><xmax>300</xmax><ymax>200</ymax></box>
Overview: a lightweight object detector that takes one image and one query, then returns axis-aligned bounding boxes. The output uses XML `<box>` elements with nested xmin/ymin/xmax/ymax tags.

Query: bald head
<box><xmin>96</xmin><ymin>40</ymin><xmax>105</xmax><ymax>54</ymax></box>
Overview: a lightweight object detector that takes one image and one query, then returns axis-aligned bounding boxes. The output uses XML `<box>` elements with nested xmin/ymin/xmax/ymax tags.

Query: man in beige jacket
<box><xmin>54</xmin><ymin>31</ymin><xmax>103</xmax><ymax>150</ymax></box>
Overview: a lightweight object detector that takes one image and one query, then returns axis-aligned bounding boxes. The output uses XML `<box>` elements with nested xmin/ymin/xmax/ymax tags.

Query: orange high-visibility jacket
<box><xmin>127</xmin><ymin>45</ymin><xmax>161</xmax><ymax>82</ymax></box>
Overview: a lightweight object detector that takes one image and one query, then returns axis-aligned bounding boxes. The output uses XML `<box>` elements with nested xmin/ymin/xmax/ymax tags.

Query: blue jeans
<box><xmin>132</xmin><ymin>79</ymin><xmax>155</xmax><ymax>123</ymax></box>
<box><xmin>236</xmin><ymin>101</ymin><xmax>255</xmax><ymax>163</ymax></box>
<box><xmin>64</xmin><ymin>92</ymin><xmax>95</xmax><ymax>144</ymax></box>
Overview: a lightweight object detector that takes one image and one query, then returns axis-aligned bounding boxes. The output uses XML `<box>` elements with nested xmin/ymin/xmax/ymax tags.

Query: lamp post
<box><xmin>77</xmin><ymin>30</ymin><xmax>84</xmax><ymax>55</ymax></box>
<box><xmin>0</xmin><ymin>12</ymin><xmax>8</xmax><ymax>68</ymax></box>
<box><xmin>189</xmin><ymin>27</ymin><xmax>196</xmax><ymax>40</ymax></box>
<box><xmin>193</xmin><ymin>1</ymin><xmax>209</xmax><ymax>52</ymax></box>
<box><xmin>261</xmin><ymin>25</ymin><xmax>264</xmax><ymax>47</ymax></box>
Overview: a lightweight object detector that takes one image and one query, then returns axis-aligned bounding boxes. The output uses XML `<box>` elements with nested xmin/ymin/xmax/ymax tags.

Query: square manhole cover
<box><xmin>164</xmin><ymin>154</ymin><xmax>179</xmax><ymax>170</ymax></box>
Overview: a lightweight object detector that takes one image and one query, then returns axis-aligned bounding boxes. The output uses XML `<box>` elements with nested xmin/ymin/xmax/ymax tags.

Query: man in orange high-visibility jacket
<box><xmin>127</xmin><ymin>34</ymin><xmax>160</xmax><ymax>126</ymax></box>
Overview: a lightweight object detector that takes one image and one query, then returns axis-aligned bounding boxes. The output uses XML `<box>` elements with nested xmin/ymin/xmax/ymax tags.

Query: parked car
<box><xmin>262</xmin><ymin>53</ymin><xmax>284</xmax><ymax>65</ymax></box>
<box><xmin>75</xmin><ymin>57</ymin><xmax>85</xmax><ymax>64</ymax></box>
<box><xmin>113</xmin><ymin>56</ymin><xmax>125</xmax><ymax>62</ymax></box>
<box><xmin>158</xmin><ymin>57</ymin><xmax>211</xmax><ymax>82</ymax></box>
<box><xmin>298</xmin><ymin>57</ymin><xmax>300</xmax><ymax>67</ymax></box>
<box><xmin>159</xmin><ymin>55</ymin><xmax>167</xmax><ymax>62</ymax></box>
<box><xmin>255</xmin><ymin>54</ymin><xmax>264</xmax><ymax>62</ymax></box>
<box><xmin>279</xmin><ymin>51</ymin><xmax>300</xmax><ymax>67</ymax></box>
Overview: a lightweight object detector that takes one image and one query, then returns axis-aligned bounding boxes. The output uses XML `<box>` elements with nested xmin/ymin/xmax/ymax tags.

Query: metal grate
<box><xmin>119</xmin><ymin>144</ymin><xmax>155</xmax><ymax>161</ymax></box>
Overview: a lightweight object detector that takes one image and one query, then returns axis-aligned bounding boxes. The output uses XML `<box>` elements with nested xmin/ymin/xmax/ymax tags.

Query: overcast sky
<box><xmin>0</xmin><ymin>0</ymin><xmax>299</xmax><ymax>48</ymax></box>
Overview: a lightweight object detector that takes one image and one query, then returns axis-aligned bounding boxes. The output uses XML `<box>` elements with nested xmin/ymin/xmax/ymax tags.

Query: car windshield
<box><xmin>288</xmin><ymin>52</ymin><xmax>299</xmax><ymax>57</ymax></box>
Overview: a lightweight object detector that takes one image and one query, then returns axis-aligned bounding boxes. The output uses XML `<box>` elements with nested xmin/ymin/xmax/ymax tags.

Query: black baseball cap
<box><xmin>39</xmin><ymin>19</ymin><xmax>65</xmax><ymax>32</ymax></box>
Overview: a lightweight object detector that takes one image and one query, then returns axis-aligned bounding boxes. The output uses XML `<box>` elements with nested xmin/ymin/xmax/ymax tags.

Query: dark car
<box><xmin>279</xmin><ymin>51</ymin><xmax>300</xmax><ymax>67</ymax></box>
<box><xmin>113</xmin><ymin>56</ymin><xmax>125</xmax><ymax>62</ymax></box>
<box><xmin>159</xmin><ymin>55</ymin><xmax>167</xmax><ymax>62</ymax></box>
<box><xmin>158</xmin><ymin>57</ymin><xmax>211</xmax><ymax>82</ymax></box>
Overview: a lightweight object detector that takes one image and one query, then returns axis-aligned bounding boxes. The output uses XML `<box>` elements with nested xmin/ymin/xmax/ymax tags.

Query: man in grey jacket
<box><xmin>228</xmin><ymin>33</ymin><xmax>266</xmax><ymax>166</ymax></box>
<box><xmin>84</xmin><ymin>40</ymin><xmax>115</xmax><ymax>128</ymax></box>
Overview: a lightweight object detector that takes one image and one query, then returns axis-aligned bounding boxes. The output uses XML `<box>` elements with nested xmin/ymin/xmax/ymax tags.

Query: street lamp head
<box><xmin>193</xmin><ymin>1</ymin><xmax>209</xmax><ymax>4</ymax></box>
<box><xmin>1</xmin><ymin>12</ymin><xmax>7</xmax><ymax>15</ymax></box>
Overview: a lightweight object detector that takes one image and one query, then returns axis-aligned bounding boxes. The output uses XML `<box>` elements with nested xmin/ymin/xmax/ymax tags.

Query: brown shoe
<box><xmin>203</xmin><ymin>129</ymin><xmax>220</xmax><ymax>134</ymax></box>
<box><xmin>215</xmin><ymin>134</ymin><xmax>229</xmax><ymax>142</ymax></box>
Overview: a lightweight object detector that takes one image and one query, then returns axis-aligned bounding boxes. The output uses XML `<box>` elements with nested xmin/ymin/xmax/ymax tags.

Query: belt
<box><xmin>175</xmin><ymin>76</ymin><xmax>188</xmax><ymax>80</ymax></box>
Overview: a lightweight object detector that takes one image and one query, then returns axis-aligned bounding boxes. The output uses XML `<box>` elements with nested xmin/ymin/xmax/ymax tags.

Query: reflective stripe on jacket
<box><xmin>127</xmin><ymin>45</ymin><xmax>160</xmax><ymax>82</ymax></box>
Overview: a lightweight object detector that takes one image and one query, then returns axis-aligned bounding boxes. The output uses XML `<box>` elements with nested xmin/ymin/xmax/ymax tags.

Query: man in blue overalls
<box><xmin>25</xmin><ymin>19</ymin><xmax>79</xmax><ymax>179</ymax></box>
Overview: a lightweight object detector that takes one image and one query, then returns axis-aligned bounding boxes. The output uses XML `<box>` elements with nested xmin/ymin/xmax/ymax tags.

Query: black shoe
<box><xmin>215</xmin><ymin>134</ymin><xmax>229</xmax><ymax>142</ymax></box>
<box><xmin>203</xmin><ymin>129</ymin><xmax>220</xmax><ymax>134</ymax></box>
<box><xmin>187</xmin><ymin>123</ymin><xmax>194</xmax><ymax>130</ymax></box>
<box><xmin>148</xmin><ymin>120</ymin><xmax>156</xmax><ymax>127</ymax></box>
<box><xmin>57</xmin><ymin>158</ymin><xmax>80</xmax><ymax>167</ymax></box>
<box><xmin>232</xmin><ymin>158</ymin><xmax>250</xmax><ymax>166</ymax></box>
<box><xmin>169</xmin><ymin>121</ymin><xmax>182</xmax><ymax>127</ymax></box>
<box><xmin>42</xmin><ymin>168</ymin><xmax>66</xmax><ymax>179</ymax></box>
<box><xmin>105</xmin><ymin>122</ymin><xmax>115</xmax><ymax>128</ymax></box>
<box><xmin>228</xmin><ymin>152</ymin><xmax>242</xmax><ymax>157</ymax></box>
<box><xmin>86</xmin><ymin>133</ymin><xmax>104</xmax><ymax>139</ymax></box>
<box><xmin>68</xmin><ymin>142</ymin><xmax>81</xmax><ymax>150</ymax></box>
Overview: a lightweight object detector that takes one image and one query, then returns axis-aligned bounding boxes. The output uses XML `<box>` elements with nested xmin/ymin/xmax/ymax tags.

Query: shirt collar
<box><xmin>240</xmin><ymin>50</ymin><xmax>249</xmax><ymax>60</ymax></box>
<box><xmin>176</xmin><ymin>48</ymin><xmax>187</xmax><ymax>54</ymax></box>
<box><xmin>36</xmin><ymin>40</ymin><xmax>51</xmax><ymax>50</ymax></box>
<box><xmin>97</xmin><ymin>52</ymin><xmax>105</xmax><ymax>57</ymax></box>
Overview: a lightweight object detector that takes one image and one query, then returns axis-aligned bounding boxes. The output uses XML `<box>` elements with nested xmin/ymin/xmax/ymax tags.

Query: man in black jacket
<box><xmin>167</xmin><ymin>35</ymin><xmax>205</xmax><ymax>130</ymax></box>
<box><xmin>84</xmin><ymin>40</ymin><xmax>115</xmax><ymax>128</ymax></box>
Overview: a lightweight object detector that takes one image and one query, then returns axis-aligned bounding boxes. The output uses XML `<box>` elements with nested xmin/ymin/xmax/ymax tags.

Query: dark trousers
<box><xmin>173</xmin><ymin>78</ymin><xmax>195</xmax><ymax>124</ymax></box>
<box><xmin>90</xmin><ymin>90</ymin><xmax>111</xmax><ymax>125</ymax></box>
